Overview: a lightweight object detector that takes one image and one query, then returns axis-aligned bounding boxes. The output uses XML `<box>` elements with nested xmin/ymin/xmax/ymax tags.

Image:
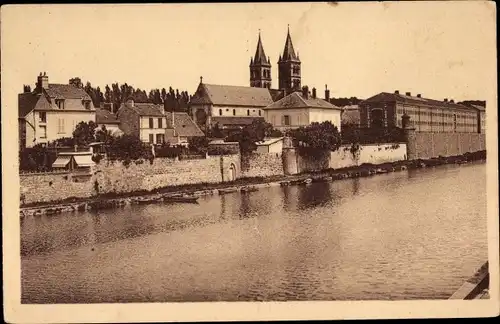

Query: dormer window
<box><xmin>56</xmin><ymin>99</ymin><xmax>65</xmax><ymax>109</ymax></box>
<box><xmin>84</xmin><ymin>100</ymin><xmax>91</xmax><ymax>110</ymax></box>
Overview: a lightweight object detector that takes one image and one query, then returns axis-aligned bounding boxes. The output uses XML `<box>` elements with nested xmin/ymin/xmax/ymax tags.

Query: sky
<box><xmin>1</xmin><ymin>2</ymin><xmax>497</xmax><ymax>101</ymax></box>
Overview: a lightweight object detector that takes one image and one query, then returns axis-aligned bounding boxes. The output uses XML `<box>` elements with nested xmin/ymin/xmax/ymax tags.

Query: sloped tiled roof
<box><xmin>120</xmin><ymin>103</ymin><xmax>165</xmax><ymax>116</ymax></box>
<box><xmin>45</xmin><ymin>84</ymin><xmax>92</xmax><ymax>100</ymax></box>
<box><xmin>470</xmin><ymin>104</ymin><xmax>486</xmax><ymax>112</ymax></box>
<box><xmin>212</xmin><ymin>116</ymin><xmax>265</xmax><ymax>126</ymax></box>
<box><xmin>265</xmin><ymin>92</ymin><xmax>341</xmax><ymax>110</ymax></box>
<box><xmin>18</xmin><ymin>92</ymin><xmax>52</xmax><ymax>117</ymax></box>
<box><xmin>96</xmin><ymin>108</ymin><xmax>120</xmax><ymax>124</ymax></box>
<box><xmin>363</xmin><ymin>92</ymin><xmax>476</xmax><ymax>111</ymax></box>
<box><xmin>190</xmin><ymin>83</ymin><xmax>274</xmax><ymax>107</ymax></box>
<box><xmin>166</xmin><ymin>112</ymin><xmax>204</xmax><ymax>137</ymax></box>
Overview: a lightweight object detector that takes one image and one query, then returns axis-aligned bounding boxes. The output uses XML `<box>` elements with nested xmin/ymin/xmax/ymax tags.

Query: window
<box><xmin>84</xmin><ymin>101</ymin><xmax>91</xmax><ymax>110</ymax></box>
<box><xmin>149</xmin><ymin>118</ymin><xmax>154</xmax><ymax>129</ymax></box>
<box><xmin>57</xmin><ymin>118</ymin><xmax>65</xmax><ymax>134</ymax></box>
<box><xmin>56</xmin><ymin>99</ymin><xmax>65</xmax><ymax>109</ymax></box>
<box><xmin>219</xmin><ymin>109</ymin><xmax>223</xmax><ymax>116</ymax></box>
<box><xmin>156</xmin><ymin>134</ymin><xmax>164</xmax><ymax>144</ymax></box>
<box><xmin>38</xmin><ymin>112</ymin><xmax>47</xmax><ymax>123</ymax></box>
<box><xmin>271</xmin><ymin>115</ymin><xmax>276</xmax><ymax>125</ymax></box>
<box><xmin>247</xmin><ymin>110</ymin><xmax>250</xmax><ymax>116</ymax></box>
<box><xmin>259</xmin><ymin>110</ymin><xmax>261</xmax><ymax>116</ymax></box>
<box><xmin>158</xmin><ymin>118</ymin><xmax>163</xmax><ymax>128</ymax></box>
<box><xmin>233</xmin><ymin>109</ymin><xmax>236</xmax><ymax>116</ymax></box>
<box><xmin>149</xmin><ymin>134</ymin><xmax>154</xmax><ymax>144</ymax></box>
<box><xmin>284</xmin><ymin>115</ymin><xmax>291</xmax><ymax>126</ymax></box>
<box><xmin>40</xmin><ymin>125</ymin><xmax>47</xmax><ymax>138</ymax></box>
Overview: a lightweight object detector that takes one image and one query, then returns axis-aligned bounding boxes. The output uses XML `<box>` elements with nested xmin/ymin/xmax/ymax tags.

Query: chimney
<box><xmin>302</xmin><ymin>86</ymin><xmax>309</xmax><ymax>99</ymax></box>
<box><xmin>325</xmin><ymin>84</ymin><xmax>330</xmax><ymax>102</ymax></box>
<box><xmin>417</xmin><ymin>94</ymin><xmax>421</xmax><ymax>98</ymax></box>
<box><xmin>312</xmin><ymin>87</ymin><xmax>317</xmax><ymax>99</ymax></box>
<box><xmin>395</xmin><ymin>90</ymin><xmax>399</xmax><ymax>94</ymax></box>
<box><xmin>36</xmin><ymin>72</ymin><xmax>49</xmax><ymax>90</ymax></box>
<box><xmin>444</xmin><ymin>98</ymin><xmax>448</xmax><ymax>102</ymax></box>
<box><xmin>125</xmin><ymin>98</ymin><xmax>135</xmax><ymax>108</ymax></box>
<box><xmin>406</xmin><ymin>92</ymin><xmax>411</xmax><ymax>96</ymax></box>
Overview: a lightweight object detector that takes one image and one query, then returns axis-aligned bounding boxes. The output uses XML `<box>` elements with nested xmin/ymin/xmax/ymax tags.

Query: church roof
<box><xmin>265</xmin><ymin>91</ymin><xmax>341</xmax><ymax>110</ymax></box>
<box><xmin>190</xmin><ymin>83</ymin><xmax>274</xmax><ymax>107</ymax></box>
<box><xmin>281</xmin><ymin>27</ymin><xmax>299</xmax><ymax>62</ymax></box>
<box><xmin>253</xmin><ymin>32</ymin><xmax>271</xmax><ymax>66</ymax></box>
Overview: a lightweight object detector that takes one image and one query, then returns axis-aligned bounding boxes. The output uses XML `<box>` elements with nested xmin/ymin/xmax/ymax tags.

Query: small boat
<box><xmin>163</xmin><ymin>196</ymin><xmax>199</xmax><ymax>204</ymax></box>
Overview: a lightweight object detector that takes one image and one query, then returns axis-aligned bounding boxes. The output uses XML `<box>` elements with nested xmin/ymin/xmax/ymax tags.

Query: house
<box><xmin>359</xmin><ymin>90</ymin><xmax>480</xmax><ymax>133</ymax></box>
<box><xmin>264</xmin><ymin>86</ymin><xmax>342</xmax><ymax>132</ymax></box>
<box><xmin>190</xmin><ymin>79</ymin><xmax>273</xmax><ymax>131</ymax></box>
<box><xmin>255</xmin><ymin>137</ymin><xmax>284</xmax><ymax>154</ymax></box>
<box><xmin>18</xmin><ymin>72</ymin><xmax>96</xmax><ymax>149</ymax></box>
<box><xmin>116</xmin><ymin>98</ymin><xmax>167</xmax><ymax>145</ymax></box>
<box><xmin>95</xmin><ymin>108</ymin><xmax>123</xmax><ymax>136</ymax></box>
<box><xmin>164</xmin><ymin>112</ymin><xmax>205</xmax><ymax>146</ymax></box>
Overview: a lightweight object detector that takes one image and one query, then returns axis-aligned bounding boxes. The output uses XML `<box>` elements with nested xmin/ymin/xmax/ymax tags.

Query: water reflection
<box><xmin>21</xmin><ymin>163</ymin><xmax>487</xmax><ymax>303</ymax></box>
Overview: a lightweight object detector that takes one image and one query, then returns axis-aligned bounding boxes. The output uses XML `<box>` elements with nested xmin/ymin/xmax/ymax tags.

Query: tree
<box><xmin>288</xmin><ymin>121</ymin><xmax>341</xmax><ymax>153</ymax></box>
<box><xmin>73</xmin><ymin>121</ymin><xmax>98</xmax><ymax>146</ymax></box>
<box><xmin>188</xmin><ymin>136</ymin><xmax>210</xmax><ymax>154</ymax></box>
<box><xmin>106</xmin><ymin>134</ymin><xmax>150</xmax><ymax>161</ymax></box>
<box><xmin>69</xmin><ymin>77</ymin><xmax>83</xmax><ymax>88</ymax></box>
<box><xmin>95</xmin><ymin>125</ymin><xmax>114</xmax><ymax>144</ymax></box>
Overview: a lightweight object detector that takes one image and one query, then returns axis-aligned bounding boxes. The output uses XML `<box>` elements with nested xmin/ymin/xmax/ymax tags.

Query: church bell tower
<box><xmin>250</xmin><ymin>31</ymin><xmax>272</xmax><ymax>89</ymax></box>
<box><xmin>278</xmin><ymin>26</ymin><xmax>301</xmax><ymax>93</ymax></box>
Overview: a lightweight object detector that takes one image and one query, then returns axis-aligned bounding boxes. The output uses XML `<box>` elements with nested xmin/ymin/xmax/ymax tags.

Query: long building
<box><xmin>360</xmin><ymin>91</ymin><xmax>484</xmax><ymax>133</ymax></box>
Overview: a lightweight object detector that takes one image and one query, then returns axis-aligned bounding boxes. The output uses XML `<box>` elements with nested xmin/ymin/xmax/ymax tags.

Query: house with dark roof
<box><xmin>18</xmin><ymin>72</ymin><xmax>96</xmax><ymax>149</ymax></box>
<box><xmin>264</xmin><ymin>86</ymin><xmax>342</xmax><ymax>131</ymax></box>
<box><xmin>190</xmin><ymin>79</ymin><xmax>273</xmax><ymax>131</ymax></box>
<box><xmin>95</xmin><ymin>108</ymin><xmax>123</xmax><ymax>136</ymax></box>
<box><xmin>116</xmin><ymin>98</ymin><xmax>168</xmax><ymax>145</ymax></box>
<box><xmin>360</xmin><ymin>90</ymin><xmax>481</xmax><ymax>133</ymax></box>
<box><xmin>165</xmin><ymin>112</ymin><xmax>205</xmax><ymax>146</ymax></box>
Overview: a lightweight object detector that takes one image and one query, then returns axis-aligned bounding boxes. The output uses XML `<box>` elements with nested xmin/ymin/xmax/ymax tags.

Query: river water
<box><xmin>21</xmin><ymin>162</ymin><xmax>487</xmax><ymax>303</ymax></box>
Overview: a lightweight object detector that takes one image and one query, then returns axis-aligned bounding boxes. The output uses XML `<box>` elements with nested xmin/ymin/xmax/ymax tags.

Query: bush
<box><xmin>19</xmin><ymin>145</ymin><xmax>57</xmax><ymax>172</ymax></box>
<box><xmin>106</xmin><ymin>134</ymin><xmax>150</xmax><ymax>161</ymax></box>
<box><xmin>188</xmin><ymin>136</ymin><xmax>209</xmax><ymax>154</ymax></box>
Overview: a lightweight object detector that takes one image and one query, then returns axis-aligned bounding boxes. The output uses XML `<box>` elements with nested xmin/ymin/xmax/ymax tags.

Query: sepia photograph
<box><xmin>2</xmin><ymin>1</ymin><xmax>499</xmax><ymax>322</ymax></box>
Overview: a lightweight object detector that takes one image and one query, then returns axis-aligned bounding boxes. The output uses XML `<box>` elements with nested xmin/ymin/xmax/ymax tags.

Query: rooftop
<box><xmin>363</xmin><ymin>92</ymin><xmax>477</xmax><ymax>110</ymax></box>
<box><xmin>265</xmin><ymin>91</ymin><xmax>341</xmax><ymax>110</ymax></box>
<box><xmin>166</xmin><ymin>112</ymin><xmax>204</xmax><ymax>137</ymax></box>
<box><xmin>96</xmin><ymin>108</ymin><xmax>120</xmax><ymax>124</ymax></box>
<box><xmin>45</xmin><ymin>84</ymin><xmax>92</xmax><ymax>100</ymax></box>
<box><xmin>119</xmin><ymin>103</ymin><xmax>165</xmax><ymax>116</ymax></box>
<box><xmin>191</xmin><ymin>83</ymin><xmax>274</xmax><ymax>107</ymax></box>
<box><xmin>212</xmin><ymin>116</ymin><xmax>265</xmax><ymax>126</ymax></box>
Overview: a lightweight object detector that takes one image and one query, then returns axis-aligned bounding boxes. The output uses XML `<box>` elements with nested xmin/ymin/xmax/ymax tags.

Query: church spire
<box><xmin>253</xmin><ymin>30</ymin><xmax>270</xmax><ymax>65</ymax></box>
<box><xmin>282</xmin><ymin>25</ymin><xmax>299</xmax><ymax>61</ymax></box>
<box><xmin>249</xmin><ymin>30</ymin><xmax>272</xmax><ymax>88</ymax></box>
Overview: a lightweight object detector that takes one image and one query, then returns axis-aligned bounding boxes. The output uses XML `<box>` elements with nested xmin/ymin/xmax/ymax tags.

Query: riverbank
<box><xmin>20</xmin><ymin>150</ymin><xmax>486</xmax><ymax>217</ymax></box>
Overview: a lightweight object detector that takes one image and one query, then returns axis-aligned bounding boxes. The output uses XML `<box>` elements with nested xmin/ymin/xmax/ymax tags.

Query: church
<box><xmin>190</xmin><ymin>27</ymin><xmax>340</xmax><ymax>132</ymax></box>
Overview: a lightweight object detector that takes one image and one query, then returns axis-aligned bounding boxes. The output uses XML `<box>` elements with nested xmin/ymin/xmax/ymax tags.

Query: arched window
<box><xmin>247</xmin><ymin>110</ymin><xmax>250</xmax><ymax>116</ymax></box>
<box><xmin>219</xmin><ymin>109</ymin><xmax>222</xmax><ymax>116</ymax></box>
